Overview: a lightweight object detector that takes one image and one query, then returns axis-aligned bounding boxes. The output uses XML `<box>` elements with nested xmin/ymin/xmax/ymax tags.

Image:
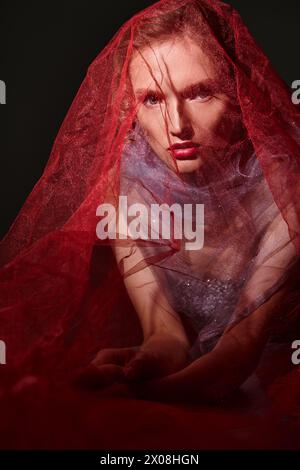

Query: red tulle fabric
<box><xmin>0</xmin><ymin>0</ymin><xmax>300</xmax><ymax>449</ymax></box>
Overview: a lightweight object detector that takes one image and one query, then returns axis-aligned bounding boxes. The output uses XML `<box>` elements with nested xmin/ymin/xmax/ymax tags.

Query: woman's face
<box><xmin>129</xmin><ymin>36</ymin><xmax>233</xmax><ymax>173</ymax></box>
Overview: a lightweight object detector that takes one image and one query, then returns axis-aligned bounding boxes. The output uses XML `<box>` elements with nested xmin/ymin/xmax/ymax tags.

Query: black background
<box><xmin>0</xmin><ymin>0</ymin><xmax>299</xmax><ymax>239</ymax></box>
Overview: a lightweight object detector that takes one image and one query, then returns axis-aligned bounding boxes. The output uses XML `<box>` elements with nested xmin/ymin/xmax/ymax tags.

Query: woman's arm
<box><xmin>110</xmin><ymin>238</ymin><xmax>191</xmax><ymax>379</ymax></box>
<box><xmin>109</xmin><ymin>189</ymin><xmax>189</xmax><ymax>343</ymax></box>
<box><xmin>112</xmin><ymin>239</ymin><xmax>188</xmax><ymax>343</ymax></box>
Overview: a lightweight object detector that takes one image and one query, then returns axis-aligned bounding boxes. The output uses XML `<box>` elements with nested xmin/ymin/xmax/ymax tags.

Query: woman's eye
<box><xmin>190</xmin><ymin>91</ymin><xmax>212</xmax><ymax>102</ymax></box>
<box><xmin>143</xmin><ymin>94</ymin><xmax>162</xmax><ymax>106</ymax></box>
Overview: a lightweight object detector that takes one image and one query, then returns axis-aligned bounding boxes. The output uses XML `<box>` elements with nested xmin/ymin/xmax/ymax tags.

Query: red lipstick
<box><xmin>168</xmin><ymin>141</ymin><xmax>200</xmax><ymax>160</ymax></box>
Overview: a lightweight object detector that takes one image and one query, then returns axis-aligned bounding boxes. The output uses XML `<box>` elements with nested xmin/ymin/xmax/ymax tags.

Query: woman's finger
<box><xmin>91</xmin><ymin>346</ymin><xmax>139</xmax><ymax>367</ymax></box>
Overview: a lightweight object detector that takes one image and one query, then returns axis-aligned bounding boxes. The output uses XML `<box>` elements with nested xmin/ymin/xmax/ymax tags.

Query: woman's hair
<box><xmin>113</xmin><ymin>0</ymin><xmax>239</xmax><ymax>132</ymax></box>
<box><xmin>131</xmin><ymin>0</ymin><xmax>235</xmax><ymax>84</ymax></box>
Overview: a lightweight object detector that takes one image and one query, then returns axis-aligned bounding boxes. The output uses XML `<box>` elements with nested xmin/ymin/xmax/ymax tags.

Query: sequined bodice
<box><xmin>168</xmin><ymin>275</ymin><xmax>244</xmax><ymax>331</ymax></box>
<box><xmin>158</xmin><ymin>267</ymin><xmax>245</xmax><ymax>356</ymax></box>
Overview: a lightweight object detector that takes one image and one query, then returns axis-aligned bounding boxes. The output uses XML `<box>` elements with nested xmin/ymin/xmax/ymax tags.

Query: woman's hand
<box><xmin>72</xmin><ymin>346</ymin><xmax>138</xmax><ymax>389</ymax></box>
<box><xmin>73</xmin><ymin>331</ymin><xmax>190</xmax><ymax>390</ymax></box>
<box><xmin>122</xmin><ymin>331</ymin><xmax>190</xmax><ymax>381</ymax></box>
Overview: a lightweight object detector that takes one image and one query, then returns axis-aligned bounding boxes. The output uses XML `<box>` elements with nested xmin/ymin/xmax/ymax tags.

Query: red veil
<box><xmin>0</xmin><ymin>0</ymin><xmax>300</xmax><ymax>449</ymax></box>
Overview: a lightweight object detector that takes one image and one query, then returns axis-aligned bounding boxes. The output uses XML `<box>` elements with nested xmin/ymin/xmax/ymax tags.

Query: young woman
<box><xmin>0</xmin><ymin>0</ymin><xmax>299</xmax><ymax>407</ymax></box>
<box><xmin>89</xmin><ymin>1</ymin><xmax>300</xmax><ymax>402</ymax></box>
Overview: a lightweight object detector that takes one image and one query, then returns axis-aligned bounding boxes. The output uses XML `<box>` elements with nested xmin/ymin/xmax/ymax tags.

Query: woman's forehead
<box><xmin>129</xmin><ymin>37</ymin><xmax>215</xmax><ymax>95</ymax></box>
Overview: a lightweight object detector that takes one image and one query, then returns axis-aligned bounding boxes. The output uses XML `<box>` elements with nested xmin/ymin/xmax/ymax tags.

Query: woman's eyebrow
<box><xmin>135</xmin><ymin>87</ymin><xmax>163</xmax><ymax>99</ymax></box>
<box><xmin>135</xmin><ymin>78</ymin><xmax>218</xmax><ymax>99</ymax></box>
<box><xmin>180</xmin><ymin>78</ymin><xmax>217</xmax><ymax>97</ymax></box>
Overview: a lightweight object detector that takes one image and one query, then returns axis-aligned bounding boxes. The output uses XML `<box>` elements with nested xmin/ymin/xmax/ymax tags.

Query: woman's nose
<box><xmin>168</xmin><ymin>101</ymin><xmax>194</xmax><ymax>140</ymax></box>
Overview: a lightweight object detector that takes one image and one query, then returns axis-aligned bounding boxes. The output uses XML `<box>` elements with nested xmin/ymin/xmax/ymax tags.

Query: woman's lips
<box><xmin>168</xmin><ymin>146</ymin><xmax>200</xmax><ymax>160</ymax></box>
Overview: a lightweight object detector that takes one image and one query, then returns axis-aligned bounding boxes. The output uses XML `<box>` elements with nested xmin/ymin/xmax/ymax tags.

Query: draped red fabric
<box><xmin>0</xmin><ymin>0</ymin><xmax>300</xmax><ymax>448</ymax></box>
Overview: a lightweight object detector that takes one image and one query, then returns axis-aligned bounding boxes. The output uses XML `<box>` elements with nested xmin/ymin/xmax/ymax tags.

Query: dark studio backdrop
<box><xmin>0</xmin><ymin>0</ymin><xmax>299</xmax><ymax>239</ymax></box>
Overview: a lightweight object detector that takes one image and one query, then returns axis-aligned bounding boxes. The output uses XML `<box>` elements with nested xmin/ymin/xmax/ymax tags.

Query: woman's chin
<box><xmin>157</xmin><ymin>151</ymin><xmax>204</xmax><ymax>173</ymax></box>
<box><xmin>173</xmin><ymin>156</ymin><xmax>203</xmax><ymax>173</ymax></box>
